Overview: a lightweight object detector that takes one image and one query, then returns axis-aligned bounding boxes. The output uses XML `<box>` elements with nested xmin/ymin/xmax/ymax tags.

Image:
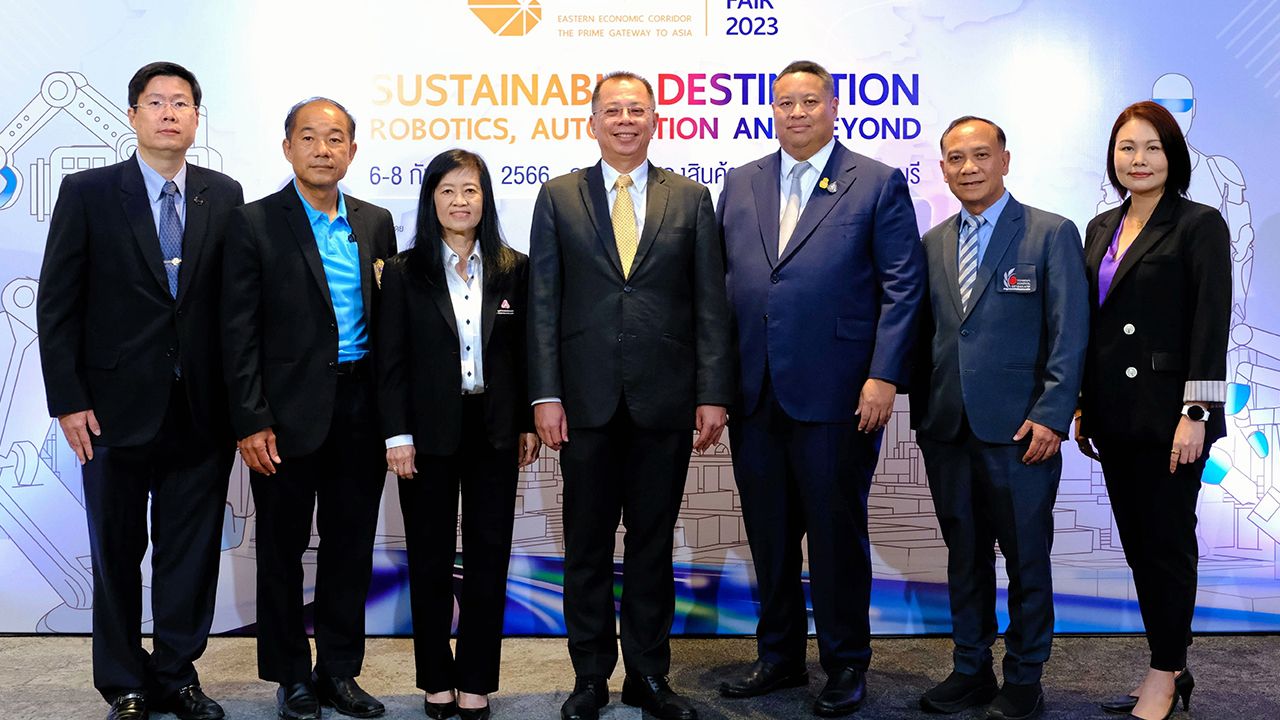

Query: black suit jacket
<box><xmin>222</xmin><ymin>184</ymin><xmax>397</xmax><ymax>457</ymax></box>
<box><xmin>37</xmin><ymin>156</ymin><xmax>244</xmax><ymax>447</ymax></box>
<box><xmin>527</xmin><ymin>162</ymin><xmax>733</xmax><ymax>430</ymax></box>
<box><xmin>377</xmin><ymin>250</ymin><xmax>532</xmax><ymax>454</ymax></box>
<box><xmin>1080</xmin><ymin>193</ymin><xmax>1231</xmax><ymax>444</ymax></box>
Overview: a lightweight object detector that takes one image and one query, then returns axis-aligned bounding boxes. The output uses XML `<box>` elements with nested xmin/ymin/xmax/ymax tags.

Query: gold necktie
<box><xmin>612</xmin><ymin>174</ymin><xmax>638</xmax><ymax>278</ymax></box>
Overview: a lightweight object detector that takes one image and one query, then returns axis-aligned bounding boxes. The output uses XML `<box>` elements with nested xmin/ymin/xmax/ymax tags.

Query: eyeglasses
<box><xmin>593</xmin><ymin>105</ymin><xmax>653</xmax><ymax>119</ymax></box>
<box><xmin>132</xmin><ymin>99</ymin><xmax>198</xmax><ymax>114</ymax></box>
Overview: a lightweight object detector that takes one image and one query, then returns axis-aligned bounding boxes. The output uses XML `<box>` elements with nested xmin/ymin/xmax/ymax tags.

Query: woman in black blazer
<box><xmin>1075</xmin><ymin>102</ymin><xmax>1230</xmax><ymax>720</ymax></box>
<box><xmin>377</xmin><ymin>149</ymin><xmax>539</xmax><ymax>720</ymax></box>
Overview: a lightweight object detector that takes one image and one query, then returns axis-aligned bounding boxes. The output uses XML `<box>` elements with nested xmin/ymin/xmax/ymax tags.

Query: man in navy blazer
<box><xmin>910</xmin><ymin>117</ymin><xmax>1088</xmax><ymax>720</ymax></box>
<box><xmin>37</xmin><ymin>62</ymin><xmax>242</xmax><ymax>720</ymax></box>
<box><xmin>717</xmin><ymin>60</ymin><xmax>925</xmax><ymax>717</ymax></box>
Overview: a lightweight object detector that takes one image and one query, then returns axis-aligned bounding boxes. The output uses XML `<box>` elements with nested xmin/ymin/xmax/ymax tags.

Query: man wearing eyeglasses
<box><xmin>716</xmin><ymin>60</ymin><xmax>925</xmax><ymax>716</ymax></box>
<box><xmin>528</xmin><ymin>71</ymin><xmax>732</xmax><ymax>720</ymax></box>
<box><xmin>37</xmin><ymin>61</ymin><xmax>244</xmax><ymax>720</ymax></box>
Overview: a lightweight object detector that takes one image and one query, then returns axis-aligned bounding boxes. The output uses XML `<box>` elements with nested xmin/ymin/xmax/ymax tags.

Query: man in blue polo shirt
<box><xmin>222</xmin><ymin>97</ymin><xmax>398</xmax><ymax>720</ymax></box>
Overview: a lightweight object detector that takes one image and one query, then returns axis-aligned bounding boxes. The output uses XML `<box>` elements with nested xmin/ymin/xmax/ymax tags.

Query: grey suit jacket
<box><xmin>910</xmin><ymin>194</ymin><xmax>1089</xmax><ymax>444</ymax></box>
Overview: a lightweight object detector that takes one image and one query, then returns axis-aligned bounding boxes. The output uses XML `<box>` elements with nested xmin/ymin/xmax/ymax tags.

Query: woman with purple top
<box><xmin>1075</xmin><ymin>101</ymin><xmax>1231</xmax><ymax>720</ymax></box>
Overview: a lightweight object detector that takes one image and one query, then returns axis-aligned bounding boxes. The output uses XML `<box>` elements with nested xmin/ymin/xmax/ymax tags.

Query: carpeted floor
<box><xmin>1</xmin><ymin>635</ymin><xmax>1275</xmax><ymax>719</ymax></box>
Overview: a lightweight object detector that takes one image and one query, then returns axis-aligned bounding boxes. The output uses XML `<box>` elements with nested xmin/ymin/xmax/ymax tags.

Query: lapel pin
<box><xmin>819</xmin><ymin>177</ymin><xmax>837</xmax><ymax>194</ymax></box>
<box><xmin>193</xmin><ymin>195</ymin><xmax>205</xmax><ymax>206</ymax></box>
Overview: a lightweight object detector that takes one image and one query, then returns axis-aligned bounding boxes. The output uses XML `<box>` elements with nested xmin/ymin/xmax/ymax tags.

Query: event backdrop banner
<box><xmin>2</xmin><ymin>0</ymin><xmax>1279</xmax><ymax>636</ymax></box>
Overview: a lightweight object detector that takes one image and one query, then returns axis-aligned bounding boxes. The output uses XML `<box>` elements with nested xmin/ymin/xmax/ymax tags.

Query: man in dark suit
<box><xmin>37</xmin><ymin>61</ymin><xmax>242</xmax><ymax>720</ymax></box>
<box><xmin>716</xmin><ymin>60</ymin><xmax>925</xmax><ymax>717</ymax></box>
<box><xmin>527</xmin><ymin>71</ymin><xmax>733</xmax><ymax>720</ymax></box>
<box><xmin>911</xmin><ymin>117</ymin><xmax>1088</xmax><ymax>720</ymax></box>
<box><xmin>222</xmin><ymin>98</ymin><xmax>396</xmax><ymax>720</ymax></box>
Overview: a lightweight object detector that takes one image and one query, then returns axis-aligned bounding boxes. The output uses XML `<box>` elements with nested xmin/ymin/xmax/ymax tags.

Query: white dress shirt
<box><xmin>778</xmin><ymin>137</ymin><xmax>837</xmax><ymax>220</ymax></box>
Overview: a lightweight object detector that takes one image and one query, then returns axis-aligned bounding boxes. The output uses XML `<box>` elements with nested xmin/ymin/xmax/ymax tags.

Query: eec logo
<box><xmin>469</xmin><ymin>0</ymin><xmax>543</xmax><ymax>36</ymax></box>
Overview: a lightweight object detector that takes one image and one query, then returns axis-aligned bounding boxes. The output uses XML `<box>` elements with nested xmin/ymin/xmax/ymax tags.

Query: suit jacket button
<box><xmin>617</xmin><ymin>332</ymin><xmax>624</xmax><ymax>342</ymax></box>
<box><xmin>1125</xmin><ymin>366</ymin><xmax>1138</xmax><ymax>378</ymax></box>
<box><xmin>1123</xmin><ymin>323</ymin><xmax>1136</xmax><ymax>335</ymax></box>
<box><xmin>960</xmin><ymin>329</ymin><xmax>971</xmax><ymax>337</ymax></box>
<box><xmin>329</xmin><ymin>361</ymin><xmax>337</xmax><ymax>369</ymax></box>
<box><xmin>166</xmin><ymin>348</ymin><xmax>176</xmax><ymax>358</ymax></box>
<box><xmin>623</xmin><ymin>285</ymin><xmax>633</xmax><ymax>293</ymax></box>
<box><xmin>770</xmin><ymin>274</ymin><xmax>779</xmax><ymax>284</ymax></box>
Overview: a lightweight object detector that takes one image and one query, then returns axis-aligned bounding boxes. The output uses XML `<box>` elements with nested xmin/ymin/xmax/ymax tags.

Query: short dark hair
<box><xmin>128</xmin><ymin>62</ymin><xmax>202</xmax><ymax>108</ymax></box>
<box><xmin>940</xmin><ymin>116</ymin><xmax>1007</xmax><ymax>153</ymax></box>
<box><xmin>284</xmin><ymin>97</ymin><xmax>356</xmax><ymax>138</ymax></box>
<box><xmin>772</xmin><ymin>60</ymin><xmax>835</xmax><ymax>97</ymax></box>
<box><xmin>403</xmin><ymin>149</ymin><xmax>516</xmax><ymax>284</ymax></box>
<box><xmin>591</xmin><ymin>72</ymin><xmax>655</xmax><ymax>110</ymax></box>
<box><xmin>1105</xmin><ymin>100</ymin><xmax>1191</xmax><ymax>198</ymax></box>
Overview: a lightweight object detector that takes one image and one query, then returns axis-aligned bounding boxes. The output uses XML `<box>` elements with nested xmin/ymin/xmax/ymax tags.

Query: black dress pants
<box><xmin>399</xmin><ymin>394</ymin><xmax>518</xmax><ymax>695</ymax></box>
<box><xmin>82</xmin><ymin>378</ymin><xmax>232</xmax><ymax>702</ymax></box>
<box><xmin>250</xmin><ymin>371</ymin><xmax>386</xmax><ymax>684</ymax></box>
<box><xmin>559</xmin><ymin>399</ymin><xmax>693</xmax><ymax>679</ymax></box>
<box><xmin>728</xmin><ymin>377</ymin><xmax>879</xmax><ymax>674</ymax></box>
<box><xmin>1095</xmin><ymin>436</ymin><xmax>1205</xmax><ymax>672</ymax></box>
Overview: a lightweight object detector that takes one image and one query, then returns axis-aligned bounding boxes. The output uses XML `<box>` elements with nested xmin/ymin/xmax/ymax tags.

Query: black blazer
<box><xmin>527</xmin><ymin>162</ymin><xmax>733</xmax><ymax>430</ymax></box>
<box><xmin>1080</xmin><ymin>192</ymin><xmax>1231</xmax><ymax>444</ymax></box>
<box><xmin>37</xmin><ymin>157</ymin><xmax>244</xmax><ymax>447</ymax></box>
<box><xmin>222</xmin><ymin>184</ymin><xmax>397</xmax><ymax>457</ymax></box>
<box><xmin>377</xmin><ymin>249</ymin><xmax>532</xmax><ymax>454</ymax></box>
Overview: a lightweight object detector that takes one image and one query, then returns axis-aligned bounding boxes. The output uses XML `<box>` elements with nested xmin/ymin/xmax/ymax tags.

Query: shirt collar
<box><xmin>780</xmin><ymin>137</ymin><xmax>836</xmax><ymax>181</ymax></box>
<box><xmin>136</xmin><ymin>153</ymin><xmax>187</xmax><ymax>201</ymax></box>
<box><xmin>293</xmin><ymin>179</ymin><xmax>349</xmax><ymax>228</ymax></box>
<box><xmin>441</xmin><ymin>238</ymin><xmax>482</xmax><ymax>267</ymax></box>
<box><xmin>960</xmin><ymin>190</ymin><xmax>1012</xmax><ymax>230</ymax></box>
<box><xmin>601</xmin><ymin>159</ymin><xmax>649</xmax><ymax>192</ymax></box>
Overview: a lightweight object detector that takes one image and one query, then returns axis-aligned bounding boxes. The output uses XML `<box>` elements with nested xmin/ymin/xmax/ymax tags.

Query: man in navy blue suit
<box><xmin>910</xmin><ymin>117</ymin><xmax>1088</xmax><ymax>720</ymax></box>
<box><xmin>716</xmin><ymin>60</ymin><xmax>925</xmax><ymax>717</ymax></box>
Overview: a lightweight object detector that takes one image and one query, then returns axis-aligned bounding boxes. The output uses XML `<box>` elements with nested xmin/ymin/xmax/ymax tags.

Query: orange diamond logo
<box><xmin>469</xmin><ymin>0</ymin><xmax>543</xmax><ymax>36</ymax></box>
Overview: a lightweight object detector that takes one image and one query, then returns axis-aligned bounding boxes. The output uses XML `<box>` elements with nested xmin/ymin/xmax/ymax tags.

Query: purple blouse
<box><xmin>1097</xmin><ymin>215</ymin><xmax>1128</xmax><ymax>304</ymax></box>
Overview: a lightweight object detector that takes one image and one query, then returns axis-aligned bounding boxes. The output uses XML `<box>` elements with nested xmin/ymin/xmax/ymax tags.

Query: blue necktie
<box><xmin>159</xmin><ymin>181</ymin><xmax>183</xmax><ymax>298</ymax></box>
<box><xmin>958</xmin><ymin>216</ymin><xmax>982</xmax><ymax>313</ymax></box>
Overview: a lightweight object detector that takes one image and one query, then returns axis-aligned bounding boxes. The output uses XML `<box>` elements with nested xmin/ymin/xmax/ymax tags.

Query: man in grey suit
<box><xmin>910</xmin><ymin>117</ymin><xmax>1088</xmax><ymax>720</ymax></box>
<box><xmin>527</xmin><ymin>71</ymin><xmax>732</xmax><ymax>720</ymax></box>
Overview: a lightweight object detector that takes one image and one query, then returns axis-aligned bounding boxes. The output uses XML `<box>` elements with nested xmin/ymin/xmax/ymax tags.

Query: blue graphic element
<box><xmin>0</xmin><ymin>166</ymin><xmax>17</xmax><ymax>208</ymax></box>
<box><xmin>1226</xmin><ymin>382</ymin><xmax>1250</xmax><ymax>415</ymax></box>
<box><xmin>1202</xmin><ymin>454</ymin><xmax>1229</xmax><ymax>485</ymax></box>
<box><xmin>1247</xmin><ymin>430</ymin><xmax>1270</xmax><ymax>458</ymax></box>
<box><xmin>1154</xmin><ymin>97</ymin><xmax>1194</xmax><ymax>112</ymax></box>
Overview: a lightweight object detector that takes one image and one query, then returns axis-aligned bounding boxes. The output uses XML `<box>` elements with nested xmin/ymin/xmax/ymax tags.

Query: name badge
<box><xmin>999</xmin><ymin>264</ymin><xmax>1037</xmax><ymax>293</ymax></box>
<box><xmin>497</xmin><ymin>298</ymin><xmax>515</xmax><ymax>315</ymax></box>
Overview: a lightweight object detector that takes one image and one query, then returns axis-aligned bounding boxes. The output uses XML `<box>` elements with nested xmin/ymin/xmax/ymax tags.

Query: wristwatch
<box><xmin>1181</xmin><ymin>404</ymin><xmax>1208</xmax><ymax>422</ymax></box>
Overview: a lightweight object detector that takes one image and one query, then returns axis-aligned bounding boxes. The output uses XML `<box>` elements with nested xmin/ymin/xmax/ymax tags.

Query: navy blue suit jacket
<box><xmin>911</xmin><ymin>196</ymin><xmax>1089</xmax><ymax>444</ymax></box>
<box><xmin>718</xmin><ymin>141</ymin><xmax>925</xmax><ymax>422</ymax></box>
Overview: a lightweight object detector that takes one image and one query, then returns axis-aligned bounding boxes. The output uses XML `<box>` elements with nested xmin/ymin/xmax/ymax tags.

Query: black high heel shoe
<box><xmin>1122</xmin><ymin>668</ymin><xmax>1194</xmax><ymax>719</ymax></box>
<box><xmin>424</xmin><ymin>695</ymin><xmax>458</xmax><ymax>719</ymax></box>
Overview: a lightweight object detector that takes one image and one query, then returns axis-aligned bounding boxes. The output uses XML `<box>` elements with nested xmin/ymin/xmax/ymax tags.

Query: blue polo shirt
<box><xmin>295</xmin><ymin>181</ymin><xmax>367</xmax><ymax>362</ymax></box>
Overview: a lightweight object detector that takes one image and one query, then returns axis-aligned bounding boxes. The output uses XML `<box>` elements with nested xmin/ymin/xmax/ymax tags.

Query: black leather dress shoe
<box><xmin>920</xmin><ymin>669</ymin><xmax>998</xmax><ymax>713</ymax></box>
<box><xmin>561</xmin><ymin>676</ymin><xmax>609</xmax><ymax>720</ymax></box>
<box><xmin>313</xmin><ymin>674</ymin><xmax>386</xmax><ymax>718</ymax></box>
<box><xmin>276</xmin><ymin>683</ymin><xmax>319</xmax><ymax>720</ymax></box>
<box><xmin>107</xmin><ymin>692</ymin><xmax>148</xmax><ymax>720</ymax></box>
<box><xmin>719</xmin><ymin>658</ymin><xmax>809</xmax><ymax>698</ymax></box>
<box><xmin>985</xmin><ymin>682</ymin><xmax>1044</xmax><ymax>720</ymax></box>
<box><xmin>621</xmin><ymin>675</ymin><xmax>698</xmax><ymax>720</ymax></box>
<box><xmin>813</xmin><ymin>667</ymin><xmax>867</xmax><ymax>717</ymax></box>
<box><xmin>424</xmin><ymin>695</ymin><xmax>459</xmax><ymax>719</ymax></box>
<box><xmin>154</xmin><ymin>684</ymin><xmax>224</xmax><ymax>720</ymax></box>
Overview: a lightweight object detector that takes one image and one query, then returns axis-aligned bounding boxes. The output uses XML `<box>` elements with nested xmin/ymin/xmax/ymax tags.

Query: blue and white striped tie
<box><xmin>958</xmin><ymin>216</ymin><xmax>982</xmax><ymax>313</ymax></box>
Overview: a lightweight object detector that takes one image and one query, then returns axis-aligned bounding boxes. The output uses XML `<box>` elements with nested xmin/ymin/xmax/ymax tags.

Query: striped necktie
<box><xmin>612</xmin><ymin>174</ymin><xmax>637</xmax><ymax>278</ymax></box>
<box><xmin>958</xmin><ymin>216</ymin><xmax>982</xmax><ymax>313</ymax></box>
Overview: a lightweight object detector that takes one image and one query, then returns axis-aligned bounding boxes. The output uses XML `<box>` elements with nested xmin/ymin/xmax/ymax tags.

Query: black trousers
<box><xmin>1095</xmin><ymin>436</ymin><xmax>1205</xmax><ymax>672</ymax></box>
<box><xmin>82</xmin><ymin>378</ymin><xmax>232</xmax><ymax>703</ymax></box>
<box><xmin>559</xmin><ymin>399</ymin><xmax>693</xmax><ymax>678</ymax></box>
<box><xmin>399</xmin><ymin>394</ymin><xmax>518</xmax><ymax>695</ymax></box>
<box><xmin>250</xmin><ymin>371</ymin><xmax>386</xmax><ymax>685</ymax></box>
<box><xmin>918</xmin><ymin>421</ymin><xmax>1060</xmax><ymax>685</ymax></box>
<box><xmin>728</xmin><ymin>378</ymin><xmax>879</xmax><ymax>673</ymax></box>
